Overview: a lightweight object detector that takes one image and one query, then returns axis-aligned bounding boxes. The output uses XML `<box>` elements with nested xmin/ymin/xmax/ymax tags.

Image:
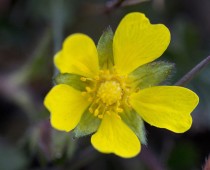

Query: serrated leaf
<box><xmin>97</xmin><ymin>26</ymin><xmax>114</xmax><ymax>69</ymax></box>
<box><xmin>121</xmin><ymin>109</ymin><xmax>147</xmax><ymax>145</ymax></box>
<box><xmin>54</xmin><ymin>73</ymin><xmax>86</xmax><ymax>91</ymax></box>
<box><xmin>129</xmin><ymin>61</ymin><xmax>175</xmax><ymax>89</ymax></box>
<box><xmin>74</xmin><ymin>110</ymin><xmax>101</xmax><ymax>138</ymax></box>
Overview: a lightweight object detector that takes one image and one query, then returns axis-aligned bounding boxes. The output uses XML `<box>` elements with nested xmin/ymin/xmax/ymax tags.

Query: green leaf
<box><xmin>74</xmin><ymin>110</ymin><xmax>101</xmax><ymax>138</ymax></box>
<box><xmin>54</xmin><ymin>73</ymin><xmax>86</xmax><ymax>91</ymax></box>
<box><xmin>121</xmin><ymin>109</ymin><xmax>147</xmax><ymax>145</ymax></box>
<box><xmin>129</xmin><ymin>61</ymin><xmax>175</xmax><ymax>89</ymax></box>
<box><xmin>97</xmin><ymin>26</ymin><xmax>114</xmax><ymax>69</ymax></box>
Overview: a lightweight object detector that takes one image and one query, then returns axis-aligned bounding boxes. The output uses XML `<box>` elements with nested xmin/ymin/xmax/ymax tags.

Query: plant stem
<box><xmin>104</xmin><ymin>0</ymin><xmax>125</xmax><ymax>13</ymax></box>
<box><xmin>175</xmin><ymin>55</ymin><xmax>210</xmax><ymax>86</ymax></box>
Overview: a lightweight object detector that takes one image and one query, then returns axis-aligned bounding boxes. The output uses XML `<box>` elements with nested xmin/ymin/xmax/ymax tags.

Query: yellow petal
<box><xmin>91</xmin><ymin>113</ymin><xmax>141</xmax><ymax>158</ymax></box>
<box><xmin>113</xmin><ymin>12</ymin><xmax>170</xmax><ymax>75</ymax></box>
<box><xmin>55</xmin><ymin>34</ymin><xmax>99</xmax><ymax>78</ymax></box>
<box><xmin>44</xmin><ymin>84</ymin><xmax>90</xmax><ymax>132</ymax></box>
<box><xmin>130</xmin><ymin>86</ymin><xmax>199</xmax><ymax>133</ymax></box>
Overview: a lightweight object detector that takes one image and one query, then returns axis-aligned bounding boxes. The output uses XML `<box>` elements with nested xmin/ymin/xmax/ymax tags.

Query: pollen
<box><xmin>97</xmin><ymin>81</ymin><xmax>122</xmax><ymax>106</ymax></box>
<box><xmin>83</xmin><ymin>69</ymin><xmax>131</xmax><ymax>119</ymax></box>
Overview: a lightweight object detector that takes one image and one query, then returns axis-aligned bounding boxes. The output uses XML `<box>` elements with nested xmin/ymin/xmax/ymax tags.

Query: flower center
<box><xmin>97</xmin><ymin>81</ymin><xmax>122</xmax><ymax>106</ymax></box>
<box><xmin>81</xmin><ymin>69</ymin><xmax>130</xmax><ymax>119</ymax></box>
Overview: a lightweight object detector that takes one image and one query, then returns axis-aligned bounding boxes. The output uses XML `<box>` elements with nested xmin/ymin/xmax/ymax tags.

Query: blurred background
<box><xmin>0</xmin><ymin>0</ymin><xmax>210</xmax><ymax>170</ymax></box>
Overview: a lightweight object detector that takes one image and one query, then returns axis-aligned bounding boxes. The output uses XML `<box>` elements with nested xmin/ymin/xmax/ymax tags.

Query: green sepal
<box><xmin>121</xmin><ymin>109</ymin><xmax>147</xmax><ymax>145</ymax></box>
<box><xmin>97</xmin><ymin>26</ymin><xmax>114</xmax><ymax>69</ymax></box>
<box><xmin>73</xmin><ymin>110</ymin><xmax>101</xmax><ymax>138</ymax></box>
<box><xmin>54</xmin><ymin>73</ymin><xmax>86</xmax><ymax>91</ymax></box>
<box><xmin>129</xmin><ymin>61</ymin><xmax>175</xmax><ymax>89</ymax></box>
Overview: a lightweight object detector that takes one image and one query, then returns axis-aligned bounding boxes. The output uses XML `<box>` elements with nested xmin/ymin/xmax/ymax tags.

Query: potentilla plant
<box><xmin>44</xmin><ymin>12</ymin><xmax>199</xmax><ymax>158</ymax></box>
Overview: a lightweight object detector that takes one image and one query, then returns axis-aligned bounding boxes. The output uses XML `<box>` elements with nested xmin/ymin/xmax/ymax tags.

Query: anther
<box><xmin>117</xmin><ymin>108</ymin><xmax>123</xmax><ymax>113</ymax></box>
<box><xmin>98</xmin><ymin>114</ymin><xmax>103</xmax><ymax>119</ymax></box>
<box><xmin>85</xmin><ymin>87</ymin><xmax>92</xmax><ymax>92</ymax></box>
<box><xmin>116</xmin><ymin>114</ymin><xmax>121</xmax><ymax>119</ymax></box>
<box><xmin>81</xmin><ymin>77</ymin><xmax>93</xmax><ymax>81</ymax></box>
<box><xmin>89</xmin><ymin>107</ymin><xmax>93</xmax><ymax>113</ymax></box>
<box><xmin>80</xmin><ymin>77</ymin><xmax>87</xmax><ymax>81</ymax></box>
<box><xmin>94</xmin><ymin>109</ymin><xmax>99</xmax><ymax>116</ymax></box>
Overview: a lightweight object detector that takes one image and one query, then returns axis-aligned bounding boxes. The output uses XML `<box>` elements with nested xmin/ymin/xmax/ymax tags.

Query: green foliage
<box><xmin>121</xmin><ymin>109</ymin><xmax>147</xmax><ymax>145</ymax></box>
<box><xmin>54</xmin><ymin>73</ymin><xmax>86</xmax><ymax>91</ymax></box>
<box><xmin>74</xmin><ymin>110</ymin><xmax>101</xmax><ymax>138</ymax></box>
<box><xmin>129</xmin><ymin>61</ymin><xmax>175</xmax><ymax>89</ymax></box>
<box><xmin>1</xmin><ymin>0</ymin><xmax>210</xmax><ymax>169</ymax></box>
<box><xmin>97</xmin><ymin>26</ymin><xmax>114</xmax><ymax>69</ymax></box>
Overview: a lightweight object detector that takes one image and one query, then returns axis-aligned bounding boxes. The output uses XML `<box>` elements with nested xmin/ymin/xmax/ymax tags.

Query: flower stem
<box><xmin>175</xmin><ymin>55</ymin><xmax>210</xmax><ymax>86</ymax></box>
<box><xmin>104</xmin><ymin>0</ymin><xmax>125</xmax><ymax>13</ymax></box>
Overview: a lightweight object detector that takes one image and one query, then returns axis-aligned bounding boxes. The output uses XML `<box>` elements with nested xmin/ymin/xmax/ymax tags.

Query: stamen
<box><xmin>116</xmin><ymin>108</ymin><xmax>123</xmax><ymax>113</ymax></box>
<box><xmin>115</xmin><ymin>114</ymin><xmax>121</xmax><ymax>119</ymax></box>
<box><xmin>83</xmin><ymin>68</ymin><xmax>131</xmax><ymax>120</ymax></box>
<box><xmin>94</xmin><ymin>109</ymin><xmax>99</xmax><ymax>116</ymax></box>
<box><xmin>81</xmin><ymin>77</ymin><xmax>94</xmax><ymax>82</ymax></box>
<box><xmin>85</xmin><ymin>87</ymin><xmax>92</xmax><ymax>92</ymax></box>
<box><xmin>80</xmin><ymin>77</ymin><xmax>87</xmax><ymax>81</ymax></box>
<box><xmin>89</xmin><ymin>107</ymin><xmax>93</xmax><ymax>113</ymax></box>
<box><xmin>98</xmin><ymin>114</ymin><xmax>103</xmax><ymax>119</ymax></box>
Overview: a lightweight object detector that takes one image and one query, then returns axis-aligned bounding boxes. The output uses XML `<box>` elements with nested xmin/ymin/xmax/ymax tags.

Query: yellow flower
<box><xmin>44</xmin><ymin>12</ymin><xmax>199</xmax><ymax>158</ymax></box>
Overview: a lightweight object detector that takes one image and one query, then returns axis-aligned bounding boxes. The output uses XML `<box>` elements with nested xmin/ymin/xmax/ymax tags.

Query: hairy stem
<box><xmin>104</xmin><ymin>0</ymin><xmax>125</xmax><ymax>13</ymax></box>
<box><xmin>175</xmin><ymin>55</ymin><xmax>210</xmax><ymax>86</ymax></box>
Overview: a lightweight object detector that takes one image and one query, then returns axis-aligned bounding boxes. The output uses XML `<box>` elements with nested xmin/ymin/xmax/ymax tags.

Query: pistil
<box><xmin>82</xmin><ymin>69</ymin><xmax>130</xmax><ymax>119</ymax></box>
